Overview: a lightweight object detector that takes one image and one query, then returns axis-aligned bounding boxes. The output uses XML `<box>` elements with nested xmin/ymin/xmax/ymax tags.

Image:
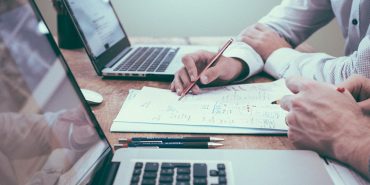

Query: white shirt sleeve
<box><xmin>264</xmin><ymin>36</ymin><xmax>370</xmax><ymax>84</ymax></box>
<box><xmin>259</xmin><ymin>0</ymin><xmax>334</xmax><ymax>47</ymax></box>
<box><xmin>222</xmin><ymin>41</ymin><xmax>264</xmax><ymax>82</ymax></box>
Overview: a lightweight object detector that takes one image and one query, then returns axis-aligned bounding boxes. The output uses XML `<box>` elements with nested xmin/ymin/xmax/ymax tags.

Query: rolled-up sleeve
<box><xmin>264</xmin><ymin>35</ymin><xmax>370</xmax><ymax>84</ymax></box>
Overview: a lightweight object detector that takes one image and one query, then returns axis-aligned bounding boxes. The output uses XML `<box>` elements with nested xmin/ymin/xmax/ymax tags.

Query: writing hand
<box><xmin>170</xmin><ymin>50</ymin><xmax>244</xmax><ymax>95</ymax></box>
<box><xmin>280</xmin><ymin>77</ymin><xmax>370</xmax><ymax>179</ymax></box>
<box><xmin>239</xmin><ymin>23</ymin><xmax>291</xmax><ymax>61</ymax></box>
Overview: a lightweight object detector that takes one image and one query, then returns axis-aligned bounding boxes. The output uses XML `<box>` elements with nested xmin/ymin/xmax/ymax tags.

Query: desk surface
<box><xmin>61</xmin><ymin>37</ymin><xmax>294</xmax><ymax>150</ymax></box>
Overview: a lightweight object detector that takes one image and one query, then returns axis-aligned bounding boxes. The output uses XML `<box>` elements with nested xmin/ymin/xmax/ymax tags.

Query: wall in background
<box><xmin>36</xmin><ymin>0</ymin><xmax>344</xmax><ymax>56</ymax></box>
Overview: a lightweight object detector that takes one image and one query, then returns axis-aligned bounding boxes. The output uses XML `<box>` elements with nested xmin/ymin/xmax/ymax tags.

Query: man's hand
<box><xmin>239</xmin><ymin>23</ymin><xmax>291</xmax><ymax>61</ymax></box>
<box><xmin>170</xmin><ymin>50</ymin><xmax>245</xmax><ymax>95</ymax></box>
<box><xmin>280</xmin><ymin>77</ymin><xmax>370</xmax><ymax>179</ymax></box>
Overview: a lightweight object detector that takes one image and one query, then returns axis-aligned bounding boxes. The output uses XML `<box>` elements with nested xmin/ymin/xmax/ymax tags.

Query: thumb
<box><xmin>200</xmin><ymin>66</ymin><xmax>223</xmax><ymax>84</ymax></box>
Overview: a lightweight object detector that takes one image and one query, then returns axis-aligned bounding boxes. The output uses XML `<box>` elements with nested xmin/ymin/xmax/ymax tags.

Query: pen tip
<box><xmin>208</xmin><ymin>142</ymin><xmax>223</xmax><ymax>148</ymax></box>
<box><xmin>271</xmin><ymin>100</ymin><xmax>280</xmax><ymax>105</ymax></box>
<box><xmin>210</xmin><ymin>137</ymin><xmax>224</xmax><ymax>141</ymax></box>
<box><xmin>118</xmin><ymin>138</ymin><xmax>129</xmax><ymax>142</ymax></box>
<box><xmin>178</xmin><ymin>95</ymin><xmax>184</xmax><ymax>101</ymax></box>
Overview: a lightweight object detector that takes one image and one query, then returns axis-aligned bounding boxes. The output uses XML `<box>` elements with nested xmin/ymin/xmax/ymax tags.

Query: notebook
<box><xmin>0</xmin><ymin>1</ymin><xmax>337</xmax><ymax>184</ymax></box>
<box><xmin>60</xmin><ymin>0</ymin><xmax>216</xmax><ymax>80</ymax></box>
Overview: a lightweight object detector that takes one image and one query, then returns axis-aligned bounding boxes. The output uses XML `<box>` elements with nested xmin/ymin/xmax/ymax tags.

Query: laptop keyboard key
<box><xmin>174</xmin><ymin>163</ymin><xmax>191</xmax><ymax>168</ymax></box>
<box><xmin>219</xmin><ymin>176</ymin><xmax>227</xmax><ymax>184</ymax></box>
<box><xmin>143</xmin><ymin>172</ymin><xmax>157</xmax><ymax>179</ymax></box>
<box><xmin>209</xmin><ymin>170</ymin><xmax>218</xmax><ymax>176</ymax></box>
<box><xmin>133</xmin><ymin>169</ymin><xmax>142</xmax><ymax>175</ymax></box>
<box><xmin>176</xmin><ymin>174</ymin><xmax>190</xmax><ymax>181</ymax></box>
<box><xmin>145</xmin><ymin>162</ymin><xmax>159</xmax><ymax>172</ymax></box>
<box><xmin>193</xmin><ymin>163</ymin><xmax>207</xmax><ymax>178</ymax></box>
<box><xmin>177</xmin><ymin>168</ymin><xmax>190</xmax><ymax>174</ymax></box>
<box><xmin>159</xmin><ymin>176</ymin><xmax>173</xmax><ymax>183</ymax></box>
<box><xmin>135</xmin><ymin>162</ymin><xmax>143</xmax><ymax>169</ymax></box>
<box><xmin>161</xmin><ymin>163</ymin><xmax>175</xmax><ymax>169</ymax></box>
<box><xmin>218</xmin><ymin>170</ymin><xmax>226</xmax><ymax>176</ymax></box>
<box><xmin>141</xmin><ymin>179</ymin><xmax>156</xmax><ymax>185</ymax></box>
<box><xmin>131</xmin><ymin>175</ymin><xmax>140</xmax><ymax>183</ymax></box>
<box><xmin>176</xmin><ymin>182</ymin><xmax>190</xmax><ymax>185</ymax></box>
<box><xmin>217</xmin><ymin>163</ymin><xmax>225</xmax><ymax>170</ymax></box>
<box><xmin>160</xmin><ymin>168</ymin><xmax>174</xmax><ymax>176</ymax></box>
<box><xmin>193</xmin><ymin>178</ymin><xmax>207</xmax><ymax>185</ymax></box>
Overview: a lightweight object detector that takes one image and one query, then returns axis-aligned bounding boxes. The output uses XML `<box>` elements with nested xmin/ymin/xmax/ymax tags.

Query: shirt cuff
<box><xmin>264</xmin><ymin>48</ymin><xmax>302</xmax><ymax>79</ymax></box>
<box><xmin>222</xmin><ymin>41</ymin><xmax>264</xmax><ymax>82</ymax></box>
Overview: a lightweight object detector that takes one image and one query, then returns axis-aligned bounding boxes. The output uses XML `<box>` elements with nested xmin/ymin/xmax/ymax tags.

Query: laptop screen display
<box><xmin>66</xmin><ymin>0</ymin><xmax>126</xmax><ymax>58</ymax></box>
<box><xmin>0</xmin><ymin>1</ymin><xmax>110</xmax><ymax>185</ymax></box>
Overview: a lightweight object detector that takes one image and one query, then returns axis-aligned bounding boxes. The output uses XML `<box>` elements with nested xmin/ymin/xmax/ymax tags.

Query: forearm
<box><xmin>264</xmin><ymin>36</ymin><xmax>370</xmax><ymax>84</ymax></box>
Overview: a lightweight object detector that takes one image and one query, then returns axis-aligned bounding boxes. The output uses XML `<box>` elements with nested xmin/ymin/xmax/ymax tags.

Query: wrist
<box><xmin>333</xmin><ymin>116</ymin><xmax>370</xmax><ymax>177</ymax></box>
<box><xmin>231</xmin><ymin>57</ymin><xmax>249</xmax><ymax>82</ymax></box>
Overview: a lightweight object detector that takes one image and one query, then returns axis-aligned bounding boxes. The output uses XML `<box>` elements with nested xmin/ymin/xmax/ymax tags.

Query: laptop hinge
<box><xmin>105</xmin><ymin>48</ymin><xmax>132</xmax><ymax>68</ymax></box>
<box><xmin>91</xmin><ymin>161</ymin><xmax>120</xmax><ymax>185</ymax></box>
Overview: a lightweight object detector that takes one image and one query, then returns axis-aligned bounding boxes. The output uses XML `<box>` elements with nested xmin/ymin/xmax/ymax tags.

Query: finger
<box><xmin>284</xmin><ymin>76</ymin><xmax>310</xmax><ymax>94</ymax></box>
<box><xmin>191</xmin><ymin>84</ymin><xmax>202</xmax><ymax>95</ymax></box>
<box><xmin>359</xmin><ymin>99</ymin><xmax>370</xmax><ymax>115</ymax></box>
<box><xmin>240</xmin><ymin>27</ymin><xmax>260</xmax><ymax>39</ymax></box>
<box><xmin>173</xmin><ymin>75</ymin><xmax>184</xmax><ymax>95</ymax></box>
<box><xmin>182</xmin><ymin>51</ymin><xmax>214</xmax><ymax>81</ymax></box>
<box><xmin>241</xmin><ymin>36</ymin><xmax>258</xmax><ymax>48</ymax></box>
<box><xmin>254</xmin><ymin>23</ymin><xmax>270</xmax><ymax>31</ymax></box>
<box><xmin>170</xmin><ymin>81</ymin><xmax>175</xmax><ymax>92</ymax></box>
<box><xmin>279</xmin><ymin>95</ymin><xmax>294</xmax><ymax>111</ymax></box>
<box><xmin>178</xmin><ymin>69</ymin><xmax>192</xmax><ymax>90</ymax></box>
<box><xmin>338</xmin><ymin>75</ymin><xmax>370</xmax><ymax>101</ymax></box>
<box><xmin>199</xmin><ymin>66</ymin><xmax>223</xmax><ymax>85</ymax></box>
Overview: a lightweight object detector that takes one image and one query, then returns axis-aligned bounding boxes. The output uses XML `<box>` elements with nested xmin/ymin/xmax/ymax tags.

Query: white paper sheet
<box><xmin>112</xmin><ymin>80</ymin><xmax>291</xmax><ymax>132</ymax></box>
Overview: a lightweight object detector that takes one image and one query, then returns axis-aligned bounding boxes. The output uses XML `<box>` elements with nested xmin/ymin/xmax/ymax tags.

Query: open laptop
<box><xmin>0</xmin><ymin>1</ymin><xmax>335</xmax><ymax>184</ymax></box>
<box><xmin>60</xmin><ymin>0</ymin><xmax>215</xmax><ymax>80</ymax></box>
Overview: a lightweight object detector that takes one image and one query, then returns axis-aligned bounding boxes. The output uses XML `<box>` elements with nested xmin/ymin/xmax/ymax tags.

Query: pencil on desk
<box><xmin>178</xmin><ymin>38</ymin><xmax>234</xmax><ymax>101</ymax></box>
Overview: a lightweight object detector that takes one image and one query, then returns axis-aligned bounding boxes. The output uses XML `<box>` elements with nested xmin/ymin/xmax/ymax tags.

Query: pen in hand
<box><xmin>178</xmin><ymin>38</ymin><xmax>234</xmax><ymax>101</ymax></box>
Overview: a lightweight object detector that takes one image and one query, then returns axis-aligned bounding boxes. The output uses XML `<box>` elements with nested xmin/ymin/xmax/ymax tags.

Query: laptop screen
<box><xmin>66</xmin><ymin>0</ymin><xmax>126</xmax><ymax>58</ymax></box>
<box><xmin>0</xmin><ymin>1</ymin><xmax>110</xmax><ymax>184</ymax></box>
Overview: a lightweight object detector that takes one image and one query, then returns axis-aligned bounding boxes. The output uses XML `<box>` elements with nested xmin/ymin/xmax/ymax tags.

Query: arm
<box><xmin>258</xmin><ymin>0</ymin><xmax>334</xmax><ymax>47</ymax></box>
<box><xmin>264</xmin><ymin>35</ymin><xmax>370</xmax><ymax>84</ymax></box>
<box><xmin>280</xmin><ymin>76</ymin><xmax>370</xmax><ymax>179</ymax></box>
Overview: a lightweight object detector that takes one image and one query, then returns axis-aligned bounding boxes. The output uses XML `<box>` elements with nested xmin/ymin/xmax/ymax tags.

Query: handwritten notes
<box><xmin>114</xmin><ymin>80</ymin><xmax>291</xmax><ymax>131</ymax></box>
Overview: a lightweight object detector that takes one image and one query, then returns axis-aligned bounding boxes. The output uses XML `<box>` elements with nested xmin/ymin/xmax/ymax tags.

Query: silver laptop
<box><xmin>0</xmin><ymin>1</ymin><xmax>334</xmax><ymax>184</ymax></box>
<box><xmin>61</xmin><ymin>0</ymin><xmax>215</xmax><ymax>80</ymax></box>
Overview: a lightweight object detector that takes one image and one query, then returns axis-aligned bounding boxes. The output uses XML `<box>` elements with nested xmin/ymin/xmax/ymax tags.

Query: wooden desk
<box><xmin>62</xmin><ymin>37</ymin><xmax>294</xmax><ymax>150</ymax></box>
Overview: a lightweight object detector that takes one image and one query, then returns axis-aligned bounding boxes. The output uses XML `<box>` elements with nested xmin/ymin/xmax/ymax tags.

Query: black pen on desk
<box><xmin>178</xmin><ymin>38</ymin><xmax>234</xmax><ymax>101</ymax></box>
<box><xmin>118</xmin><ymin>137</ymin><xmax>224</xmax><ymax>143</ymax></box>
<box><xmin>114</xmin><ymin>142</ymin><xmax>223</xmax><ymax>149</ymax></box>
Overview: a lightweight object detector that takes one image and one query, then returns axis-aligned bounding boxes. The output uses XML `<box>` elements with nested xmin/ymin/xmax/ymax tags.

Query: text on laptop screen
<box><xmin>0</xmin><ymin>2</ymin><xmax>110</xmax><ymax>184</ymax></box>
<box><xmin>67</xmin><ymin>0</ymin><xmax>125</xmax><ymax>57</ymax></box>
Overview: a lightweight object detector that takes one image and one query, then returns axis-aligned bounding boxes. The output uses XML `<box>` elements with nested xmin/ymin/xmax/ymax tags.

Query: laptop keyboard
<box><xmin>114</xmin><ymin>47</ymin><xmax>179</xmax><ymax>73</ymax></box>
<box><xmin>130</xmin><ymin>161</ymin><xmax>228</xmax><ymax>185</ymax></box>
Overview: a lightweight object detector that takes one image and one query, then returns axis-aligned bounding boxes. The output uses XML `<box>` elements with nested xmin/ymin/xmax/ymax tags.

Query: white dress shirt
<box><xmin>224</xmin><ymin>0</ymin><xmax>370</xmax><ymax>84</ymax></box>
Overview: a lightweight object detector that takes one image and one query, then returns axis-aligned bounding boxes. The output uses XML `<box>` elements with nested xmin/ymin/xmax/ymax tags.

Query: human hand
<box><xmin>51</xmin><ymin>107</ymin><xmax>99</xmax><ymax>151</ymax></box>
<box><xmin>280</xmin><ymin>77</ymin><xmax>370</xmax><ymax>178</ymax></box>
<box><xmin>339</xmin><ymin>75</ymin><xmax>370</xmax><ymax>114</ymax></box>
<box><xmin>239</xmin><ymin>23</ymin><xmax>291</xmax><ymax>61</ymax></box>
<box><xmin>170</xmin><ymin>50</ymin><xmax>245</xmax><ymax>95</ymax></box>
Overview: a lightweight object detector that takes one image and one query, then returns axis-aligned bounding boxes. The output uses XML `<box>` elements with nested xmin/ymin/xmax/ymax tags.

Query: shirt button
<box><xmin>352</xmin><ymin>19</ymin><xmax>358</xmax><ymax>25</ymax></box>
